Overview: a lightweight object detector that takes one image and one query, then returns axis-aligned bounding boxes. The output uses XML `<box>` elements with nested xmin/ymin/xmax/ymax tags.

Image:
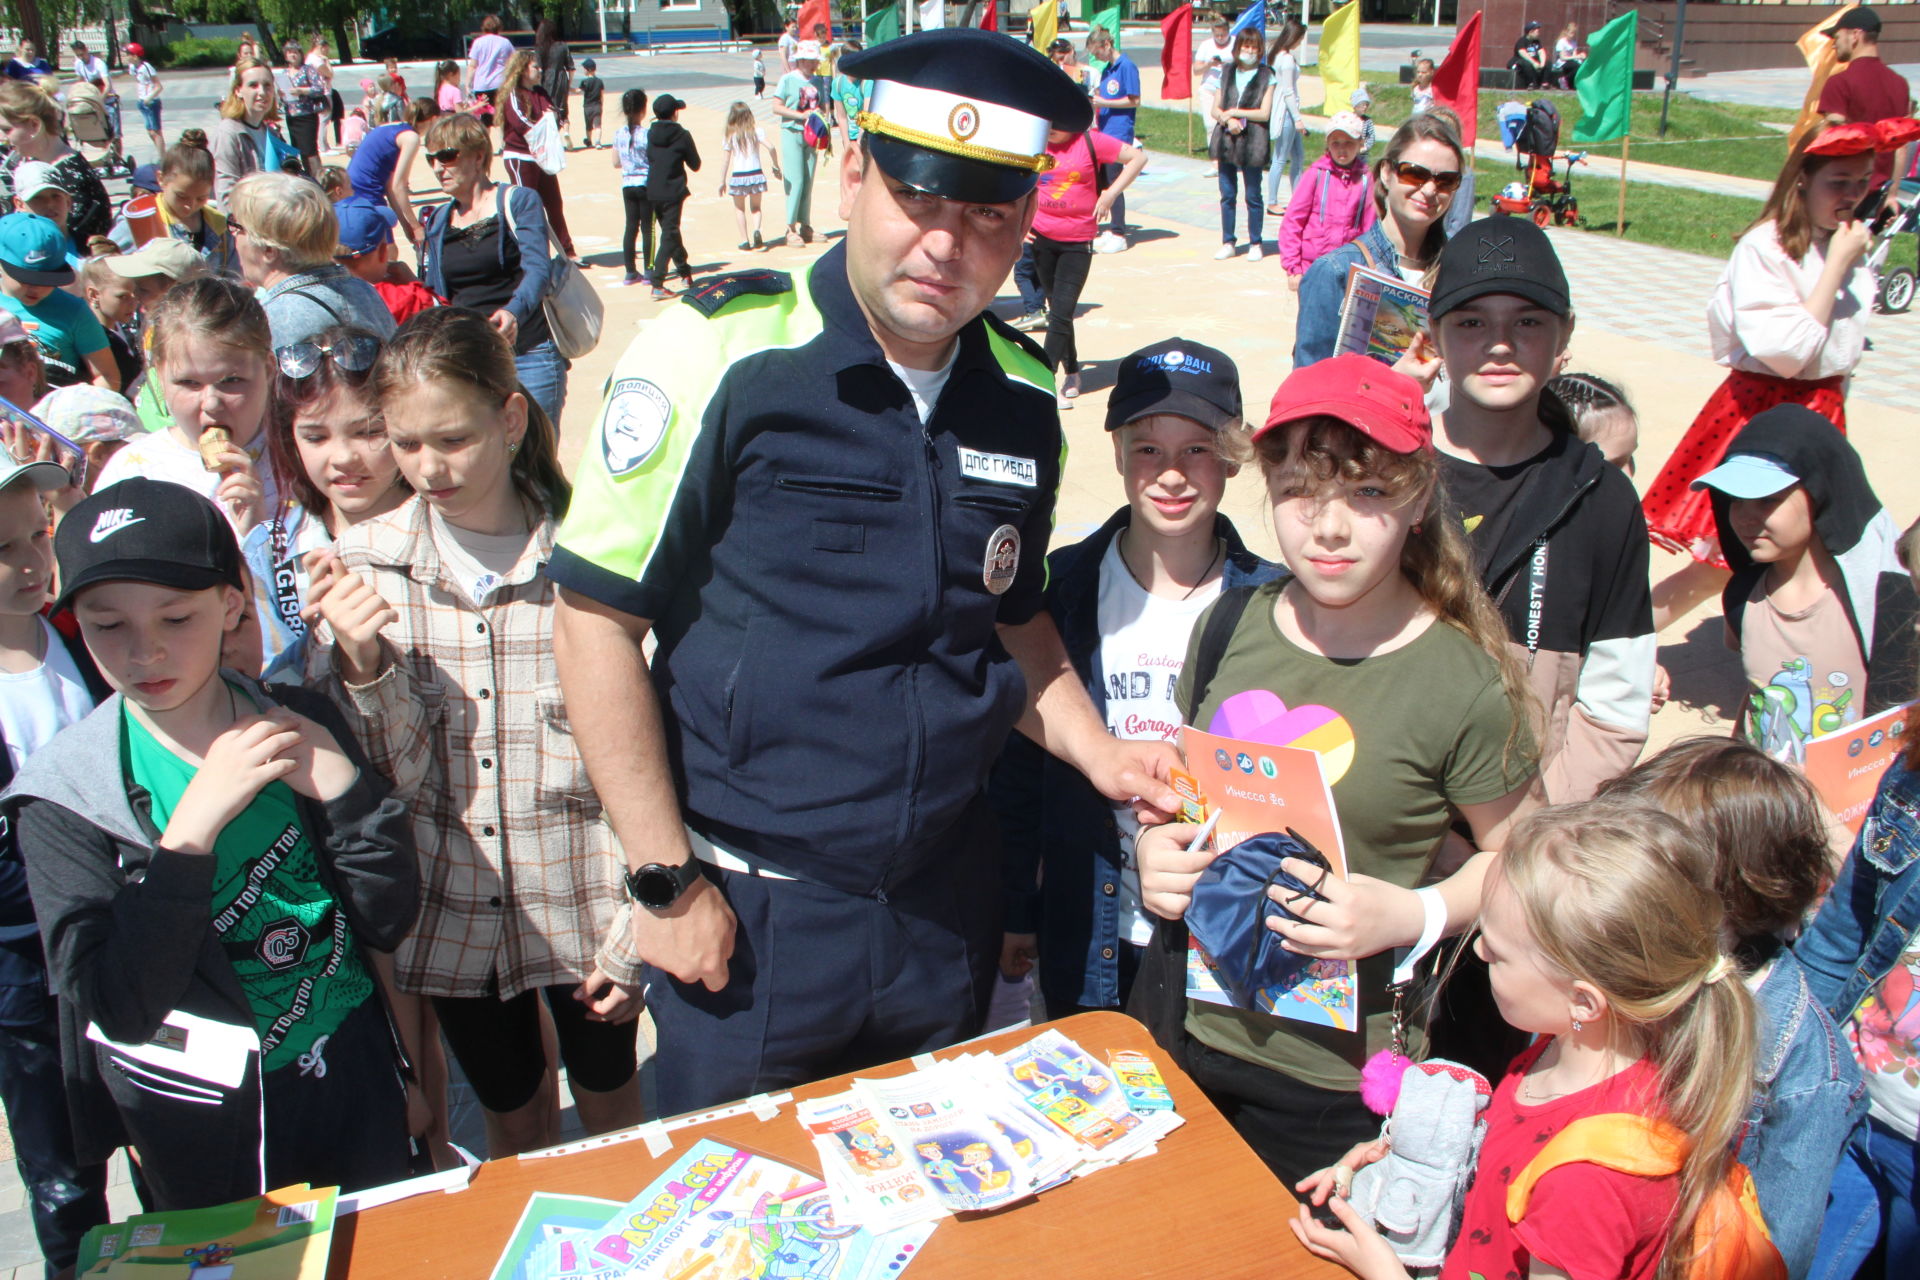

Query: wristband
<box><xmin>1390</xmin><ymin>886</ymin><xmax>1448</xmax><ymax>987</ymax></box>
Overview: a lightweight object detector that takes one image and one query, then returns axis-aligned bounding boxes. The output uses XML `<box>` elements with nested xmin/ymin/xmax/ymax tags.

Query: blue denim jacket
<box><xmin>987</xmin><ymin>507</ymin><xmax>1283</xmax><ymax>1014</ymax></box>
<box><xmin>419</xmin><ymin>182</ymin><xmax>552</xmax><ymax>330</ymax></box>
<box><xmin>1797</xmin><ymin>756</ymin><xmax>1920</xmax><ymax>1031</ymax></box>
<box><xmin>1741</xmin><ymin>948</ymin><xmax>1868</xmax><ymax>1280</ymax></box>
<box><xmin>1292</xmin><ymin>220</ymin><xmax>1400</xmax><ymax>369</ymax></box>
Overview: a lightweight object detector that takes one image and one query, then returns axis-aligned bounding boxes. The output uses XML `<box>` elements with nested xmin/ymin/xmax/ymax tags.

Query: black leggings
<box><xmin>1031</xmin><ymin>232</ymin><xmax>1092</xmax><ymax>375</ymax></box>
<box><xmin>622</xmin><ymin>186</ymin><xmax>655</xmax><ymax>277</ymax></box>
<box><xmin>431</xmin><ymin>982</ymin><xmax>639</xmax><ymax>1113</ymax></box>
<box><xmin>651</xmin><ymin>196</ymin><xmax>688</xmax><ymax>284</ymax></box>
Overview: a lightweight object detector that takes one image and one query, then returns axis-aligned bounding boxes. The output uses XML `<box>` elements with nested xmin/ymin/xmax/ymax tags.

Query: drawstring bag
<box><xmin>1185</xmin><ymin>829</ymin><xmax>1331</xmax><ymax>1010</ymax></box>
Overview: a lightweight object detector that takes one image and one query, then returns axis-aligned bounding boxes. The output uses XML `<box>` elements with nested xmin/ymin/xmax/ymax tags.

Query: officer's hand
<box><xmin>1079</xmin><ymin>736</ymin><xmax>1182</xmax><ymax>825</ymax></box>
<box><xmin>634</xmin><ymin>876</ymin><xmax>736</xmax><ymax>992</ymax></box>
<box><xmin>999</xmin><ymin>932</ymin><xmax>1037</xmax><ymax>980</ymax></box>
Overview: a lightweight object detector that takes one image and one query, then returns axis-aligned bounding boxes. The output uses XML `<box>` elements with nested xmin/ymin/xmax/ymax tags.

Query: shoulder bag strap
<box><xmin>1182</xmin><ymin>583</ymin><xmax>1259</xmax><ymax>722</ymax></box>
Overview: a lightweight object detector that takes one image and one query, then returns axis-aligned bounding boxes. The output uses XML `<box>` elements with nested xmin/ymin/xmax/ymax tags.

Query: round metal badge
<box><xmin>948</xmin><ymin>101</ymin><xmax>981</xmax><ymax>141</ymax></box>
<box><xmin>984</xmin><ymin>524</ymin><xmax>1020</xmax><ymax>595</ymax></box>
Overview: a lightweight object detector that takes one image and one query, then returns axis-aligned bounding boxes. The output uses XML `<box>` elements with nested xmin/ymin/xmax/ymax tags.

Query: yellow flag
<box><xmin>1791</xmin><ymin>4</ymin><xmax>1855</xmax><ymax>150</ymax></box>
<box><xmin>1318</xmin><ymin>0</ymin><xmax>1361</xmax><ymax>118</ymax></box>
<box><xmin>1030</xmin><ymin>0</ymin><xmax>1058</xmax><ymax>53</ymax></box>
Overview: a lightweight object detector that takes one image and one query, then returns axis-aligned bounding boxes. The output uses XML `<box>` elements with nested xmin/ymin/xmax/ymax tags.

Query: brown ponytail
<box><xmin>372</xmin><ymin>307</ymin><xmax>571</xmax><ymax>520</ymax></box>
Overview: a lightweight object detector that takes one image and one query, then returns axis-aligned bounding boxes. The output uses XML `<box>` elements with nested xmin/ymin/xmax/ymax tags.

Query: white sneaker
<box><xmin>1246</xmin><ymin>243</ymin><xmax>1264</xmax><ymax>263</ymax></box>
<box><xmin>1092</xmin><ymin>231</ymin><xmax>1128</xmax><ymax>254</ymax></box>
<box><xmin>1213</xmin><ymin>243</ymin><xmax>1237</xmax><ymax>261</ymax></box>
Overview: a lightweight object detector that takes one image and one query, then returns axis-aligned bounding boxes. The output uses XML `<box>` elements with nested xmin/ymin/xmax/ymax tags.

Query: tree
<box><xmin>0</xmin><ymin>0</ymin><xmax>112</xmax><ymax>68</ymax></box>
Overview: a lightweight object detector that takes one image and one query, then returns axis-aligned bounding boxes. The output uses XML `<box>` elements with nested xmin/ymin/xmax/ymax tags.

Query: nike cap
<box><xmin>0</xmin><ymin>212</ymin><xmax>75</xmax><ymax>286</ymax></box>
<box><xmin>55</xmin><ymin>477</ymin><xmax>244</xmax><ymax>611</ymax></box>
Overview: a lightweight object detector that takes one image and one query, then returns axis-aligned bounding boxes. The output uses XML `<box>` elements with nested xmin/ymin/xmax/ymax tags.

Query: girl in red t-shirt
<box><xmin>1291</xmin><ymin>802</ymin><xmax>1760</xmax><ymax>1280</ymax></box>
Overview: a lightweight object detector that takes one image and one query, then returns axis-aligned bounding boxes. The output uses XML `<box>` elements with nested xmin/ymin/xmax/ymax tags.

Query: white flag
<box><xmin>918</xmin><ymin>0</ymin><xmax>946</xmax><ymax>28</ymax></box>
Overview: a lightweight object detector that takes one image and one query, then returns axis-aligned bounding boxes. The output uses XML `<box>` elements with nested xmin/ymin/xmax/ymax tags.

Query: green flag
<box><xmin>865</xmin><ymin>4</ymin><xmax>901</xmax><ymax>44</ymax></box>
<box><xmin>1572</xmin><ymin>10</ymin><xmax>1637</xmax><ymax>143</ymax></box>
<box><xmin>1083</xmin><ymin>3</ymin><xmax>1122</xmax><ymax>50</ymax></box>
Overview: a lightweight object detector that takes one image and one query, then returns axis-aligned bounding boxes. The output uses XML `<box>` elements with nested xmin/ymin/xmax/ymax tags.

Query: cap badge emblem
<box><xmin>89</xmin><ymin>508</ymin><xmax>144</xmax><ymax>543</ymax></box>
<box><xmin>948</xmin><ymin>102</ymin><xmax>980</xmax><ymax>142</ymax></box>
<box><xmin>1476</xmin><ymin>234</ymin><xmax>1516</xmax><ymax>269</ymax></box>
<box><xmin>1163</xmin><ymin>349</ymin><xmax>1186</xmax><ymax>368</ymax></box>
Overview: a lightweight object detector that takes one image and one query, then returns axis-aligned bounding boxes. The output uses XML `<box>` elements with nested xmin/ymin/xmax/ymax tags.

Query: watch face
<box><xmin>633</xmin><ymin>865</ymin><xmax>681</xmax><ymax>909</ymax></box>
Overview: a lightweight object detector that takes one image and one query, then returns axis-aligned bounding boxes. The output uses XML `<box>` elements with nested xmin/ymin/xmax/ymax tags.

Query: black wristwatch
<box><xmin>624</xmin><ymin>860</ymin><xmax>704</xmax><ymax>910</ymax></box>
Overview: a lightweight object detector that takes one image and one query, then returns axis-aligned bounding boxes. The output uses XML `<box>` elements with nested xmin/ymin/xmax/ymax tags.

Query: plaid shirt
<box><xmin>309</xmin><ymin>498</ymin><xmax>641</xmax><ymax>999</ymax></box>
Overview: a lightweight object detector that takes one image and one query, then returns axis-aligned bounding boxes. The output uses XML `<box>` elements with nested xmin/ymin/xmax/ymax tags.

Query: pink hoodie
<box><xmin>1279</xmin><ymin>152</ymin><xmax>1377</xmax><ymax>276</ymax></box>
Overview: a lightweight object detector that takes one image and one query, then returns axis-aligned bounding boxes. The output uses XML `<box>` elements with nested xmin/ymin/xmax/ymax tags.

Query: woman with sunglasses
<box><xmin>227</xmin><ymin>171</ymin><xmax>397</xmax><ymax>350</ymax></box>
<box><xmin>415</xmin><ymin>112</ymin><xmax>568</xmax><ymax>427</ymax></box>
<box><xmin>1291</xmin><ymin>114</ymin><xmax>1466</xmax><ymax>369</ymax></box>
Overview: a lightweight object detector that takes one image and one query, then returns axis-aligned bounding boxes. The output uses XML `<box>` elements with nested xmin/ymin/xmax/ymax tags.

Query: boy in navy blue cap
<box><xmin>553</xmin><ymin>28</ymin><xmax>1180</xmax><ymax>1114</ymax></box>
<box><xmin>5</xmin><ymin>478</ymin><xmax>419</xmax><ymax>1210</ymax></box>
<box><xmin>991</xmin><ymin>339</ymin><xmax>1280</xmax><ymax>1018</ymax></box>
<box><xmin>334</xmin><ymin>200</ymin><xmax>441</xmax><ymax>326</ymax></box>
<box><xmin>0</xmin><ymin>213</ymin><xmax>116</xmax><ymax>392</ymax></box>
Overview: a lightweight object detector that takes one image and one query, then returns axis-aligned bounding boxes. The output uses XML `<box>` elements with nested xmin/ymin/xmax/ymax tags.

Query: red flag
<box><xmin>1160</xmin><ymin>2</ymin><xmax>1195</xmax><ymax>100</ymax></box>
<box><xmin>796</xmin><ymin>0</ymin><xmax>832</xmax><ymax>45</ymax></box>
<box><xmin>1431</xmin><ymin>10</ymin><xmax>1482</xmax><ymax>149</ymax></box>
<box><xmin>980</xmin><ymin>0</ymin><xmax>998</xmax><ymax>31</ymax></box>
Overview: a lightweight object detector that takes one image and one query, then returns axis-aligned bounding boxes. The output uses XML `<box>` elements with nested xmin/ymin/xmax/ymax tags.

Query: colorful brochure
<box><xmin>1177</xmin><ymin>726</ymin><xmax>1360</xmax><ymax>1031</ymax></box>
<box><xmin>526</xmin><ymin>1139</ymin><xmax>934</xmax><ymax>1280</ymax></box>
<box><xmin>1334</xmin><ymin>263</ymin><xmax>1430</xmax><ymax>366</ymax></box>
<box><xmin>996</xmin><ymin>1028</ymin><xmax>1150</xmax><ymax>1156</ymax></box>
<box><xmin>796</xmin><ymin>1092</ymin><xmax>946</xmax><ymax>1232</ymax></box>
<box><xmin>1802</xmin><ymin>699</ymin><xmax>1917</xmax><ymax>836</ymax></box>
<box><xmin>78</xmin><ymin>1185</ymin><xmax>336</xmax><ymax>1280</ymax></box>
<box><xmin>488</xmin><ymin>1194</ymin><xmax>623</xmax><ymax>1280</ymax></box>
<box><xmin>854</xmin><ymin>1070</ymin><xmax>1034</xmax><ymax>1213</ymax></box>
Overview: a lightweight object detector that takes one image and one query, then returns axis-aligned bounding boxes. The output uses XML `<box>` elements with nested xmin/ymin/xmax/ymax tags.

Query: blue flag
<box><xmin>1229</xmin><ymin>0</ymin><xmax>1265</xmax><ymax>38</ymax></box>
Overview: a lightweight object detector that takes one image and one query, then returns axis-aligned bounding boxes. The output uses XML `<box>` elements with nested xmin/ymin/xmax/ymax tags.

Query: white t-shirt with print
<box><xmin>0</xmin><ymin>617</ymin><xmax>95</xmax><ymax>769</ymax></box>
<box><xmin>1096</xmin><ymin>535</ymin><xmax>1222</xmax><ymax>946</ymax></box>
<box><xmin>1846</xmin><ymin>920</ymin><xmax>1920</xmax><ymax>1136</ymax></box>
<box><xmin>133</xmin><ymin>60</ymin><xmax>158</xmax><ymax>101</ymax></box>
<box><xmin>94</xmin><ymin>427</ymin><xmax>279</xmax><ymax>538</ymax></box>
<box><xmin>1198</xmin><ymin>37</ymin><xmax>1233</xmax><ymax>95</ymax></box>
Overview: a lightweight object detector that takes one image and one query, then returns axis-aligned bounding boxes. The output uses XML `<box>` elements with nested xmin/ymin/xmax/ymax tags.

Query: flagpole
<box><xmin>1616</xmin><ymin>132</ymin><xmax>1629</xmax><ymax>237</ymax></box>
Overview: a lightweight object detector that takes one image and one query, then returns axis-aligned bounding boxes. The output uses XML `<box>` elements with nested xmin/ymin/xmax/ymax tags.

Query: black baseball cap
<box><xmin>1430</xmin><ymin>216</ymin><xmax>1571</xmax><ymax>321</ymax></box>
<box><xmin>55</xmin><ymin>478</ymin><xmax>244</xmax><ymax>611</ymax></box>
<box><xmin>1825</xmin><ymin>6</ymin><xmax>1880</xmax><ymax>35</ymax></box>
<box><xmin>1105</xmin><ymin>339</ymin><xmax>1242</xmax><ymax>432</ymax></box>
<box><xmin>653</xmin><ymin>93</ymin><xmax>684</xmax><ymax>117</ymax></box>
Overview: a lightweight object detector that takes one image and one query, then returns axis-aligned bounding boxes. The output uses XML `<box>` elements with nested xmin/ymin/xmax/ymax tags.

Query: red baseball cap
<box><xmin>1256</xmin><ymin>354</ymin><xmax>1431</xmax><ymax>453</ymax></box>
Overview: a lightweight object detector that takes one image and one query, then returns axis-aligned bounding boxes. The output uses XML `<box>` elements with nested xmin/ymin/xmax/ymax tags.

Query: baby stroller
<box><xmin>1490</xmin><ymin>99</ymin><xmax>1584</xmax><ymax>227</ymax></box>
<box><xmin>1867</xmin><ymin>194</ymin><xmax>1919</xmax><ymax>314</ymax></box>
<box><xmin>64</xmin><ymin>79</ymin><xmax>132</xmax><ymax>179</ymax></box>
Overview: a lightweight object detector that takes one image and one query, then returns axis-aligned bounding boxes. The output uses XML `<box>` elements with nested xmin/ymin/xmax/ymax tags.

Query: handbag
<box><xmin>1185</xmin><ymin>828</ymin><xmax>1332</xmax><ymax>1010</ymax></box>
<box><xmin>500</xmin><ymin>187</ymin><xmax>602</xmax><ymax>360</ymax></box>
<box><xmin>528</xmin><ymin>110</ymin><xmax>566</xmax><ymax>175</ymax></box>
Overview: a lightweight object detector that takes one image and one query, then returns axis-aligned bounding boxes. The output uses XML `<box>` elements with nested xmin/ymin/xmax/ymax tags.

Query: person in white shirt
<box><xmin>1640</xmin><ymin>118</ymin><xmax>1877</xmax><ymax>630</ymax></box>
<box><xmin>1193</xmin><ymin>13</ymin><xmax>1233</xmax><ymax>171</ymax></box>
<box><xmin>125</xmin><ymin>41</ymin><xmax>163</xmax><ymax>153</ymax></box>
<box><xmin>779</xmin><ymin>19</ymin><xmax>800</xmax><ymax>73</ymax></box>
<box><xmin>1264</xmin><ymin>18</ymin><xmax>1307</xmax><ymax>207</ymax></box>
<box><xmin>991</xmin><ymin>338</ymin><xmax>1280</xmax><ymax>1018</ymax></box>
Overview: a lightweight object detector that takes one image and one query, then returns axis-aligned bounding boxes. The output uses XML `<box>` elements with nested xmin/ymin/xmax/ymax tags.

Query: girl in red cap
<box><xmin>1133</xmin><ymin>353</ymin><xmax>1542</xmax><ymax>1188</ymax></box>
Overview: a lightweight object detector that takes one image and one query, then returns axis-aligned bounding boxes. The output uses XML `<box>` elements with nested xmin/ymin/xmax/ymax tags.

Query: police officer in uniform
<box><xmin>549</xmin><ymin>28</ymin><xmax>1179</xmax><ymax>1114</ymax></box>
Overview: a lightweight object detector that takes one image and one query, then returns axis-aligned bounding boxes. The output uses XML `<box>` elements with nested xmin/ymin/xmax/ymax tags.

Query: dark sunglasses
<box><xmin>276</xmin><ymin>335</ymin><xmax>381</xmax><ymax>380</ymax></box>
<box><xmin>426</xmin><ymin>148</ymin><xmax>464</xmax><ymax>166</ymax></box>
<box><xmin>1392</xmin><ymin>160</ymin><xmax>1463</xmax><ymax>194</ymax></box>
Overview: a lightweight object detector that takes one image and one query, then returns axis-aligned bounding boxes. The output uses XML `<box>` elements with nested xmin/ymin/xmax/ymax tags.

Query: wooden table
<box><xmin>328</xmin><ymin>1010</ymin><xmax>1345</xmax><ymax>1279</ymax></box>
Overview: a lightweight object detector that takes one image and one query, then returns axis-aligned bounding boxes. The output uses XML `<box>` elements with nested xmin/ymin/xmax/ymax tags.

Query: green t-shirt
<box><xmin>0</xmin><ymin>287</ymin><xmax>107</xmax><ymax>385</ymax></box>
<box><xmin>777</xmin><ymin>70</ymin><xmax>819</xmax><ymax>134</ymax></box>
<box><xmin>124</xmin><ymin>693</ymin><xmax>372</xmax><ymax>1074</ymax></box>
<box><xmin>1175</xmin><ymin>581</ymin><xmax>1535</xmax><ymax>1091</ymax></box>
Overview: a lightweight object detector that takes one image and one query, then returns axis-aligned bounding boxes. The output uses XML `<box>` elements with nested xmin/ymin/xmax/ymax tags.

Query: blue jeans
<box><xmin>1265</xmin><ymin>112</ymin><xmax>1306</xmax><ymax>206</ymax></box>
<box><xmin>1013</xmin><ymin>242</ymin><xmax>1045</xmax><ymax>315</ymax></box>
<box><xmin>0</xmin><ymin>1018</ymin><xmax>109</xmax><ymax>1276</ymax></box>
<box><xmin>515</xmin><ymin>339</ymin><xmax>568</xmax><ymax>428</ymax></box>
<box><xmin>1218</xmin><ymin>165</ymin><xmax>1265</xmax><ymax>246</ymax></box>
<box><xmin>1810</xmin><ymin>1118</ymin><xmax>1919</xmax><ymax>1280</ymax></box>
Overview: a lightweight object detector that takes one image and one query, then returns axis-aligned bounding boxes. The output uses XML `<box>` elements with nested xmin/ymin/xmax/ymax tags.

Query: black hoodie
<box><xmin>646</xmin><ymin>117</ymin><xmax>701</xmax><ymax>203</ymax></box>
<box><xmin>1715</xmin><ymin>405</ymin><xmax>1919</xmax><ymax>719</ymax></box>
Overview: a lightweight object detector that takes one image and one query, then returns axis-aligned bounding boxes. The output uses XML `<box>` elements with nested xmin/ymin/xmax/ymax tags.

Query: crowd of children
<box><xmin>0</xmin><ymin>28</ymin><xmax>1914</xmax><ymax>1280</ymax></box>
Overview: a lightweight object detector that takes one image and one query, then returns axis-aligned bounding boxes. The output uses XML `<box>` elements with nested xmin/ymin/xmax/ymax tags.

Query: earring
<box><xmin>508</xmin><ymin>442</ymin><xmax>520</xmax><ymax>455</ymax></box>
<box><xmin>1571</xmin><ymin>1018</ymin><xmax>1584</xmax><ymax>1033</ymax></box>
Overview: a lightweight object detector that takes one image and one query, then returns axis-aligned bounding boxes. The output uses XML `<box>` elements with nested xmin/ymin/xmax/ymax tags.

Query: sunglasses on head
<box><xmin>1392</xmin><ymin>160</ymin><xmax>1463</xmax><ymax>194</ymax></box>
<box><xmin>276</xmin><ymin>335</ymin><xmax>381</xmax><ymax>381</ymax></box>
<box><xmin>427</xmin><ymin>148</ymin><xmax>464</xmax><ymax>166</ymax></box>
